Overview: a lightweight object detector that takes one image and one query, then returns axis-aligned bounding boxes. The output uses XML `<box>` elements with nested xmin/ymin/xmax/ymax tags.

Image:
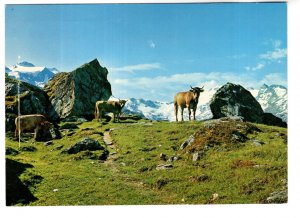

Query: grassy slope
<box><xmin>5</xmin><ymin>119</ymin><xmax>287</xmax><ymax>205</ymax></box>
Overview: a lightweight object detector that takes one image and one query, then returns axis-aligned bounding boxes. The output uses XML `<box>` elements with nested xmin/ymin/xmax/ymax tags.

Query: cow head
<box><xmin>190</xmin><ymin>86</ymin><xmax>204</xmax><ymax>100</ymax></box>
<box><xmin>119</xmin><ymin>100</ymin><xmax>128</xmax><ymax>108</ymax></box>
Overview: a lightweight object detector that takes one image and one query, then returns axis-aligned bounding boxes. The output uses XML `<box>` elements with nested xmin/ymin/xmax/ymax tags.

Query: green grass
<box><xmin>5</xmin><ymin>119</ymin><xmax>287</xmax><ymax>205</ymax></box>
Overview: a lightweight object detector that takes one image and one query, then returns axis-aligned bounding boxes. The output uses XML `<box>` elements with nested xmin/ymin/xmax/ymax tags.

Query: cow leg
<box><xmin>99</xmin><ymin>110</ymin><xmax>102</xmax><ymax>122</ymax></box>
<box><xmin>34</xmin><ymin>127</ymin><xmax>39</xmax><ymax>140</ymax></box>
<box><xmin>193</xmin><ymin>108</ymin><xmax>196</xmax><ymax>120</ymax></box>
<box><xmin>181</xmin><ymin>107</ymin><xmax>184</xmax><ymax>121</ymax></box>
<box><xmin>15</xmin><ymin>128</ymin><xmax>18</xmax><ymax>138</ymax></box>
<box><xmin>174</xmin><ymin>104</ymin><xmax>178</xmax><ymax>122</ymax></box>
<box><xmin>187</xmin><ymin>104</ymin><xmax>191</xmax><ymax>121</ymax></box>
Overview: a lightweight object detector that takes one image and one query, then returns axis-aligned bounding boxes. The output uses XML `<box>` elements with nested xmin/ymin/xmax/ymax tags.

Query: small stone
<box><xmin>168</xmin><ymin>156</ymin><xmax>178</xmax><ymax>162</ymax></box>
<box><xmin>180</xmin><ymin>135</ymin><xmax>195</xmax><ymax>150</ymax></box>
<box><xmin>212</xmin><ymin>193</ymin><xmax>219</xmax><ymax>201</ymax></box>
<box><xmin>156</xmin><ymin>164</ymin><xmax>173</xmax><ymax>170</ymax></box>
<box><xmin>266</xmin><ymin>190</ymin><xmax>287</xmax><ymax>203</ymax></box>
<box><xmin>53</xmin><ymin>189</ymin><xmax>59</xmax><ymax>192</ymax></box>
<box><xmin>251</xmin><ymin>139</ymin><xmax>265</xmax><ymax>147</ymax></box>
<box><xmin>51</xmin><ymin>145</ymin><xmax>63</xmax><ymax>151</ymax></box>
<box><xmin>231</xmin><ymin>131</ymin><xmax>248</xmax><ymax>142</ymax></box>
<box><xmin>44</xmin><ymin>141</ymin><xmax>54</xmax><ymax>146</ymax></box>
<box><xmin>160</xmin><ymin>153</ymin><xmax>167</xmax><ymax>161</ymax></box>
<box><xmin>121</xmin><ymin>162</ymin><xmax>126</xmax><ymax>166</ymax></box>
<box><xmin>192</xmin><ymin>152</ymin><xmax>205</xmax><ymax>161</ymax></box>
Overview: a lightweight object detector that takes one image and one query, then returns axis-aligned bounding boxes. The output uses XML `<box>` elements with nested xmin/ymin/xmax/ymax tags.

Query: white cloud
<box><xmin>245</xmin><ymin>63</ymin><xmax>265</xmax><ymax>71</ymax></box>
<box><xmin>260</xmin><ymin>39</ymin><xmax>287</xmax><ymax>61</ymax></box>
<box><xmin>148</xmin><ymin>40</ymin><xmax>156</xmax><ymax>48</ymax></box>
<box><xmin>260</xmin><ymin>48</ymin><xmax>287</xmax><ymax>60</ymax></box>
<box><xmin>109</xmin><ymin>63</ymin><xmax>161</xmax><ymax>73</ymax></box>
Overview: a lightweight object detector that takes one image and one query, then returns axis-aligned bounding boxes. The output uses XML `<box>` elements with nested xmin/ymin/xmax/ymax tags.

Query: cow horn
<box><xmin>190</xmin><ymin>85</ymin><xmax>193</xmax><ymax>89</ymax></box>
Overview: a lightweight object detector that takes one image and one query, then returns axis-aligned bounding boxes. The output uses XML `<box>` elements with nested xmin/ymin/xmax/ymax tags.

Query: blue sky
<box><xmin>5</xmin><ymin>3</ymin><xmax>287</xmax><ymax>101</ymax></box>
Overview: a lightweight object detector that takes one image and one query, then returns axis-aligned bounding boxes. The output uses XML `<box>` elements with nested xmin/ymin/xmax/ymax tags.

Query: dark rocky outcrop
<box><xmin>210</xmin><ymin>83</ymin><xmax>287</xmax><ymax>127</ymax></box>
<box><xmin>44</xmin><ymin>59</ymin><xmax>112</xmax><ymax>119</ymax></box>
<box><xmin>262</xmin><ymin>113</ymin><xmax>287</xmax><ymax>128</ymax></box>
<box><xmin>210</xmin><ymin>83</ymin><xmax>264</xmax><ymax>123</ymax></box>
<box><xmin>62</xmin><ymin>137</ymin><xmax>105</xmax><ymax>154</ymax></box>
<box><xmin>5</xmin><ymin>77</ymin><xmax>59</xmax><ymax>131</ymax></box>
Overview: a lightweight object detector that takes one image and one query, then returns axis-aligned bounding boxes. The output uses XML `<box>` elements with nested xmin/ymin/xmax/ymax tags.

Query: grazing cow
<box><xmin>15</xmin><ymin>114</ymin><xmax>51</xmax><ymax>140</ymax></box>
<box><xmin>94</xmin><ymin>100</ymin><xmax>127</xmax><ymax>122</ymax></box>
<box><xmin>174</xmin><ymin>86</ymin><xmax>204</xmax><ymax>121</ymax></box>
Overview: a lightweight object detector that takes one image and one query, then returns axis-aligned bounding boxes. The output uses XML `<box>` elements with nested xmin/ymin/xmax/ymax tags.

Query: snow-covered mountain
<box><xmin>123</xmin><ymin>85</ymin><xmax>287</xmax><ymax>122</ymax></box>
<box><xmin>255</xmin><ymin>84</ymin><xmax>287</xmax><ymax>122</ymax></box>
<box><xmin>6</xmin><ymin>61</ymin><xmax>59</xmax><ymax>88</ymax></box>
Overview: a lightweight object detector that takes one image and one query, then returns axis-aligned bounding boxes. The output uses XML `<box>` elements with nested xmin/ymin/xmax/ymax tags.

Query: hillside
<box><xmin>6</xmin><ymin>118</ymin><xmax>287</xmax><ymax>205</ymax></box>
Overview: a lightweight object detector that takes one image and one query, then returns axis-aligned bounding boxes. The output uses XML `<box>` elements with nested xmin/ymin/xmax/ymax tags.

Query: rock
<box><xmin>156</xmin><ymin>164</ymin><xmax>173</xmax><ymax>170</ymax></box>
<box><xmin>61</xmin><ymin>116</ymin><xmax>88</xmax><ymax>122</ymax></box>
<box><xmin>6</xmin><ymin>147</ymin><xmax>19</xmax><ymax>156</ymax></box>
<box><xmin>251</xmin><ymin>139</ymin><xmax>265</xmax><ymax>146</ymax></box>
<box><xmin>44</xmin><ymin>141</ymin><xmax>53</xmax><ymax>146</ymax></box>
<box><xmin>5</xmin><ymin>77</ymin><xmax>59</xmax><ymax>131</ymax></box>
<box><xmin>156</xmin><ymin>179</ymin><xmax>168</xmax><ymax>189</ymax></box>
<box><xmin>60</xmin><ymin>123</ymin><xmax>79</xmax><ymax>130</ymax></box>
<box><xmin>98</xmin><ymin>150</ymin><xmax>109</xmax><ymax>161</ymax></box>
<box><xmin>266</xmin><ymin>190</ymin><xmax>287</xmax><ymax>203</ymax></box>
<box><xmin>51</xmin><ymin>145</ymin><xmax>64</xmax><ymax>151</ymax></box>
<box><xmin>210</xmin><ymin>83</ymin><xmax>264</xmax><ymax>123</ymax></box>
<box><xmin>192</xmin><ymin>152</ymin><xmax>205</xmax><ymax>161</ymax></box>
<box><xmin>180</xmin><ymin>135</ymin><xmax>195</xmax><ymax>150</ymax></box>
<box><xmin>62</xmin><ymin>137</ymin><xmax>105</xmax><ymax>154</ymax></box>
<box><xmin>262</xmin><ymin>113</ymin><xmax>287</xmax><ymax>128</ymax></box>
<box><xmin>159</xmin><ymin>153</ymin><xmax>167</xmax><ymax>161</ymax></box>
<box><xmin>210</xmin><ymin>83</ymin><xmax>287</xmax><ymax>127</ymax></box>
<box><xmin>212</xmin><ymin>193</ymin><xmax>219</xmax><ymax>201</ymax></box>
<box><xmin>44</xmin><ymin>59</ymin><xmax>112</xmax><ymax>119</ymax></box>
<box><xmin>168</xmin><ymin>156</ymin><xmax>178</xmax><ymax>162</ymax></box>
<box><xmin>231</xmin><ymin>131</ymin><xmax>248</xmax><ymax>142</ymax></box>
<box><xmin>49</xmin><ymin>126</ymin><xmax>62</xmax><ymax>139</ymax></box>
<box><xmin>139</xmin><ymin>147</ymin><xmax>156</xmax><ymax>152</ymax></box>
<box><xmin>20</xmin><ymin>146</ymin><xmax>37</xmax><ymax>152</ymax></box>
<box><xmin>220</xmin><ymin>116</ymin><xmax>244</xmax><ymax>122</ymax></box>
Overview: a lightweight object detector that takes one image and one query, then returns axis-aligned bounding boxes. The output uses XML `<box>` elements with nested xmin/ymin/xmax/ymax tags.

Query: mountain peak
<box><xmin>17</xmin><ymin>61</ymin><xmax>35</xmax><ymax>67</ymax></box>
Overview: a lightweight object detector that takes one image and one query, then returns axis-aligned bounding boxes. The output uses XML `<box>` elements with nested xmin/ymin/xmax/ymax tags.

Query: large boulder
<box><xmin>210</xmin><ymin>83</ymin><xmax>287</xmax><ymax>127</ymax></box>
<box><xmin>5</xmin><ymin>76</ymin><xmax>59</xmax><ymax>131</ymax></box>
<box><xmin>210</xmin><ymin>83</ymin><xmax>264</xmax><ymax>123</ymax></box>
<box><xmin>44</xmin><ymin>59</ymin><xmax>112</xmax><ymax>119</ymax></box>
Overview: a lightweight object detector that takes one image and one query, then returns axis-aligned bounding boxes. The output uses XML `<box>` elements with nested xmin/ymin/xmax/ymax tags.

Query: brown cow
<box><xmin>15</xmin><ymin>114</ymin><xmax>51</xmax><ymax>140</ymax></box>
<box><xmin>174</xmin><ymin>86</ymin><xmax>204</xmax><ymax>121</ymax></box>
<box><xmin>94</xmin><ymin>100</ymin><xmax>127</xmax><ymax>122</ymax></box>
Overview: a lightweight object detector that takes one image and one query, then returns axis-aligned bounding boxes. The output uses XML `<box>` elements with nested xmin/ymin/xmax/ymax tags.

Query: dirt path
<box><xmin>102</xmin><ymin>128</ymin><xmax>144</xmax><ymax>188</ymax></box>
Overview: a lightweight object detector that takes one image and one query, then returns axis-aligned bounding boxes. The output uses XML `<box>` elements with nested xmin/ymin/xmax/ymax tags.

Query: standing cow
<box><xmin>15</xmin><ymin>114</ymin><xmax>51</xmax><ymax>140</ymax></box>
<box><xmin>94</xmin><ymin>100</ymin><xmax>127</xmax><ymax>122</ymax></box>
<box><xmin>174</xmin><ymin>86</ymin><xmax>204</xmax><ymax>121</ymax></box>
